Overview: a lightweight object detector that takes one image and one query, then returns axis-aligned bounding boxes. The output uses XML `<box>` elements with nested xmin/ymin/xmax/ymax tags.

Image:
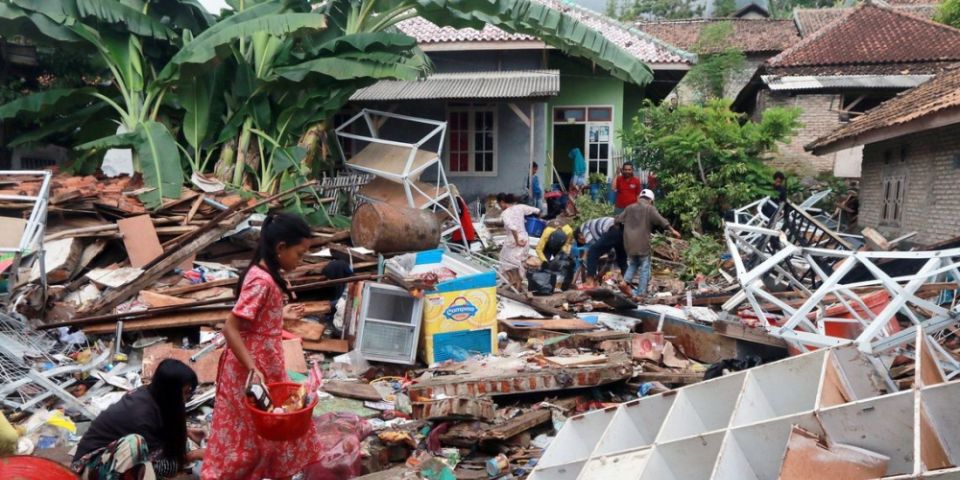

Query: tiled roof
<box><xmin>769</xmin><ymin>2</ymin><xmax>960</xmax><ymax>73</ymax></box>
<box><xmin>635</xmin><ymin>18</ymin><xmax>799</xmax><ymax>54</ymax></box>
<box><xmin>793</xmin><ymin>4</ymin><xmax>938</xmax><ymax>36</ymax></box>
<box><xmin>396</xmin><ymin>0</ymin><xmax>693</xmax><ymax>64</ymax></box>
<box><xmin>349</xmin><ymin>70</ymin><xmax>561</xmax><ymax>101</ymax></box>
<box><xmin>807</xmin><ymin>66</ymin><xmax>960</xmax><ymax>152</ymax></box>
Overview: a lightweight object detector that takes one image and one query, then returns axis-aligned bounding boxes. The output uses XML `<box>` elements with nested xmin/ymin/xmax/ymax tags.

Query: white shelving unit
<box><xmin>529</xmin><ymin>330</ymin><xmax>960</xmax><ymax>480</ymax></box>
<box><xmin>334</xmin><ymin>109</ymin><xmax>466</xmax><ymax>245</ymax></box>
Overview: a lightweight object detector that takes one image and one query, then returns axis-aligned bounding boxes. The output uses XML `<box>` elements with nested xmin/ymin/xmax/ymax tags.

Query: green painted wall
<box><xmin>544</xmin><ymin>54</ymin><xmax>646</xmax><ymax>179</ymax></box>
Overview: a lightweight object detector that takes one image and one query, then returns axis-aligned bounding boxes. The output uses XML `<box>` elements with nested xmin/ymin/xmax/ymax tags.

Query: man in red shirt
<box><xmin>612</xmin><ymin>163</ymin><xmax>642</xmax><ymax>214</ymax></box>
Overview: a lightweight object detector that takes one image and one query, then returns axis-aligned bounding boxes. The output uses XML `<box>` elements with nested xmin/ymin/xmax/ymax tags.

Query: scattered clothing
<box><xmin>617</xmin><ymin>200</ymin><xmax>670</xmax><ymax>257</ymax></box>
<box><xmin>499</xmin><ymin>204</ymin><xmax>540</xmax><ymax>277</ymax></box>
<box><xmin>73</xmin><ymin>433</ymin><xmax>161</xmax><ymax>480</ymax></box>
<box><xmin>202</xmin><ymin>265</ymin><xmax>323</xmax><ymax>480</ymax></box>
<box><xmin>613</xmin><ymin>175</ymin><xmax>641</xmax><ymax>209</ymax></box>
<box><xmin>536</xmin><ymin>224</ymin><xmax>574</xmax><ymax>262</ymax></box>
<box><xmin>450</xmin><ymin>196</ymin><xmax>478</xmax><ymax>244</ymax></box>
<box><xmin>73</xmin><ymin>388</ymin><xmax>179</xmax><ymax>478</ymax></box>
<box><xmin>579</xmin><ymin>217</ymin><xmax>615</xmax><ymax>245</ymax></box>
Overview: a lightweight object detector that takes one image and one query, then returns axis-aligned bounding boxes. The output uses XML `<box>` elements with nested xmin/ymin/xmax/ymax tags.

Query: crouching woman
<box><xmin>72</xmin><ymin>359</ymin><xmax>204</xmax><ymax>479</ymax></box>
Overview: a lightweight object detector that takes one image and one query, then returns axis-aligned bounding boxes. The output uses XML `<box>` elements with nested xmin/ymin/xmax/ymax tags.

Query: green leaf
<box><xmin>0</xmin><ymin>3</ymin><xmax>83</xmax><ymax>44</ymax></box>
<box><xmin>136</xmin><ymin>121</ymin><xmax>185</xmax><ymax>208</ymax></box>
<box><xmin>270</xmin><ymin>145</ymin><xmax>306</xmax><ymax>176</ymax></box>
<box><xmin>0</xmin><ymin>88</ymin><xmax>97</xmax><ymax>120</ymax></box>
<box><xmin>157</xmin><ymin>4</ymin><xmax>326</xmax><ymax>84</ymax></box>
<box><xmin>275</xmin><ymin>56</ymin><xmax>423</xmax><ymax>83</ymax></box>
<box><xmin>75</xmin><ymin>131</ymin><xmax>140</xmax><ymax>151</ymax></box>
<box><xmin>75</xmin><ymin>0</ymin><xmax>177</xmax><ymax>40</ymax></box>
<box><xmin>8</xmin><ymin>102</ymin><xmax>114</xmax><ymax>148</ymax></box>
<box><xmin>181</xmin><ymin>75</ymin><xmax>213</xmax><ymax>154</ymax></box>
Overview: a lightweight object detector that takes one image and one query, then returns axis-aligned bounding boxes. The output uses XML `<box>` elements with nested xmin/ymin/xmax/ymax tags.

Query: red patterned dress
<box><xmin>201</xmin><ymin>265</ymin><xmax>322</xmax><ymax>479</ymax></box>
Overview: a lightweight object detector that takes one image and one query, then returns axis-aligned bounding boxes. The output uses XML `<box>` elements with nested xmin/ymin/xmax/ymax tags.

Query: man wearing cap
<box><xmin>617</xmin><ymin>189</ymin><xmax>681</xmax><ymax>298</ymax></box>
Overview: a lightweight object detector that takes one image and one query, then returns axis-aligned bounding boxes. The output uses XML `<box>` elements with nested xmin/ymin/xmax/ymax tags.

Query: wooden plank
<box><xmin>322</xmin><ymin>380</ymin><xmax>382</xmax><ymax>401</ymax></box>
<box><xmin>117</xmin><ymin>214</ymin><xmax>164</xmax><ymax>268</ymax></box>
<box><xmin>82</xmin><ymin>308</ymin><xmax>227</xmax><ymax>334</ymax></box>
<box><xmin>156</xmin><ymin>278</ymin><xmax>237</xmax><ymax>296</ymax></box>
<box><xmin>139</xmin><ymin>290</ymin><xmax>194</xmax><ymax>308</ymax></box>
<box><xmin>500</xmin><ymin>318</ymin><xmax>597</xmax><ymax>331</ymax></box>
<box><xmin>543</xmin><ymin>353</ymin><xmax>608</xmax><ymax>367</ymax></box>
<box><xmin>481</xmin><ymin>409</ymin><xmax>551</xmax><ymax>442</ymax></box>
<box><xmin>631</xmin><ymin>370</ymin><xmax>704</xmax><ymax>385</ymax></box>
<box><xmin>712</xmin><ymin>319</ymin><xmax>788</xmax><ymax>348</ymax></box>
<box><xmin>301</xmin><ymin>338</ymin><xmax>349</xmax><ymax>353</ymax></box>
<box><xmin>282</xmin><ymin>339</ymin><xmax>307</xmax><ymax>374</ymax></box>
<box><xmin>142</xmin><ymin>343</ymin><xmax>222</xmax><ymax>384</ymax></box>
<box><xmin>283</xmin><ymin>319</ymin><xmax>324</xmax><ymax>341</ymax></box>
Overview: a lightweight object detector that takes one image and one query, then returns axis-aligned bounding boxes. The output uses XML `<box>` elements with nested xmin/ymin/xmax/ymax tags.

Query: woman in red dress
<box><xmin>202</xmin><ymin>213</ymin><xmax>321</xmax><ymax>479</ymax></box>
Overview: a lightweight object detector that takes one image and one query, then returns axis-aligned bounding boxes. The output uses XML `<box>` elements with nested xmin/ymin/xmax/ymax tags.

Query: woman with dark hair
<box><xmin>201</xmin><ymin>213</ymin><xmax>323</xmax><ymax>479</ymax></box>
<box><xmin>72</xmin><ymin>359</ymin><xmax>203</xmax><ymax>479</ymax></box>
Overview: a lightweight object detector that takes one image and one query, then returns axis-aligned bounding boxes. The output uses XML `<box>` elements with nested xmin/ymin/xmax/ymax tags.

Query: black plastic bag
<box><xmin>526</xmin><ymin>270</ymin><xmax>556</xmax><ymax>295</ymax></box>
<box><xmin>704</xmin><ymin>355</ymin><xmax>763</xmax><ymax>380</ymax></box>
<box><xmin>545</xmin><ymin>253</ymin><xmax>576</xmax><ymax>291</ymax></box>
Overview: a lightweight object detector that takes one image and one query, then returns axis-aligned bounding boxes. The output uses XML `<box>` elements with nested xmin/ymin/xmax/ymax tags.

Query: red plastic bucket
<box><xmin>0</xmin><ymin>456</ymin><xmax>79</xmax><ymax>479</ymax></box>
<box><xmin>244</xmin><ymin>382</ymin><xmax>318</xmax><ymax>441</ymax></box>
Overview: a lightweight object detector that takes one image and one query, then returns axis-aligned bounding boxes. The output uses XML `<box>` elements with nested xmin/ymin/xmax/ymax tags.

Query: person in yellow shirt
<box><xmin>536</xmin><ymin>224</ymin><xmax>574</xmax><ymax>262</ymax></box>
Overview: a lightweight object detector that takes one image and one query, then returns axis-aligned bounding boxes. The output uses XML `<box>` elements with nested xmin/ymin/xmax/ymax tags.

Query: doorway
<box><xmin>553</xmin><ymin>123</ymin><xmax>585</xmax><ymax>188</ymax></box>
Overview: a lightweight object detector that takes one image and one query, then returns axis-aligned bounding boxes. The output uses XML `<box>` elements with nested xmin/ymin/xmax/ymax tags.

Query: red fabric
<box><xmin>201</xmin><ymin>266</ymin><xmax>323</xmax><ymax>480</ymax></box>
<box><xmin>614</xmin><ymin>175</ymin><xmax>642</xmax><ymax>209</ymax></box>
<box><xmin>450</xmin><ymin>197</ymin><xmax>477</xmax><ymax>243</ymax></box>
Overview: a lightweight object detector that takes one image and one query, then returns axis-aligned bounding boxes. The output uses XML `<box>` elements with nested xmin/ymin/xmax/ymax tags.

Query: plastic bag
<box><xmin>302</xmin><ymin>413</ymin><xmax>372</xmax><ymax>480</ymax></box>
<box><xmin>526</xmin><ymin>270</ymin><xmax>556</xmax><ymax>296</ymax></box>
<box><xmin>545</xmin><ymin>253</ymin><xmax>575</xmax><ymax>291</ymax></box>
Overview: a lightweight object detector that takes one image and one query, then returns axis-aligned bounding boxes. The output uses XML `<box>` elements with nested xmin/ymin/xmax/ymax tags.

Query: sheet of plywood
<box><xmin>282</xmin><ymin>338</ymin><xmax>307</xmax><ymax>374</ymax></box>
<box><xmin>0</xmin><ymin>216</ymin><xmax>27</xmax><ymax>249</ymax></box>
<box><xmin>920</xmin><ymin>405</ymin><xmax>953</xmax><ymax>470</ymax></box>
<box><xmin>778</xmin><ymin>426</ymin><xmax>889</xmax><ymax>480</ymax></box>
<box><xmin>544</xmin><ymin>354</ymin><xmax>608</xmax><ymax>367</ymax></box>
<box><xmin>500</xmin><ymin>318</ymin><xmax>597</xmax><ymax>332</ymax></box>
<box><xmin>918</xmin><ymin>333</ymin><xmax>946</xmax><ymax>388</ymax></box>
<box><xmin>139</xmin><ymin>290</ymin><xmax>194</xmax><ymax>308</ymax></box>
<box><xmin>283</xmin><ymin>319</ymin><xmax>324</xmax><ymax>341</ymax></box>
<box><xmin>301</xmin><ymin>338</ymin><xmax>350</xmax><ymax>353</ymax></box>
<box><xmin>30</xmin><ymin>237</ymin><xmax>82</xmax><ymax>283</ymax></box>
<box><xmin>322</xmin><ymin>380</ymin><xmax>382</xmax><ymax>401</ymax></box>
<box><xmin>117</xmin><ymin>214</ymin><xmax>164</xmax><ymax>268</ymax></box>
<box><xmin>142</xmin><ymin>342</ymin><xmax>223</xmax><ymax>384</ymax></box>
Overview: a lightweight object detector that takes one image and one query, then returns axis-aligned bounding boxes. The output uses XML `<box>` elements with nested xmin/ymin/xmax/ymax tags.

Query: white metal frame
<box><xmin>334</xmin><ymin>109</ymin><xmax>467</xmax><ymax>245</ymax></box>
<box><xmin>723</xmin><ymin>222</ymin><xmax>960</xmax><ymax>355</ymax></box>
<box><xmin>0</xmin><ymin>170</ymin><xmax>52</xmax><ymax>305</ymax></box>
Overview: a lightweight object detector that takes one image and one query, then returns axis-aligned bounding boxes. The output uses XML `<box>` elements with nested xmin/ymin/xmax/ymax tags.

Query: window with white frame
<box><xmin>447</xmin><ymin>105</ymin><xmax>496</xmax><ymax>175</ymax></box>
<box><xmin>880</xmin><ymin>174</ymin><xmax>905</xmax><ymax>225</ymax></box>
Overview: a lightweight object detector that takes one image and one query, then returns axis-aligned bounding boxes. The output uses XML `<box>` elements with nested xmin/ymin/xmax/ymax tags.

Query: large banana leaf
<box><xmin>77</xmin><ymin>121</ymin><xmax>184</xmax><ymax>208</ymax></box>
<box><xmin>75</xmin><ymin>0</ymin><xmax>176</xmax><ymax>41</ymax></box>
<box><xmin>0</xmin><ymin>88</ymin><xmax>97</xmax><ymax>120</ymax></box>
<box><xmin>413</xmin><ymin>0</ymin><xmax>653</xmax><ymax>86</ymax></box>
<box><xmin>0</xmin><ymin>3</ymin><xmax>83</xmax><ymax>44</ymax></box>
<box><xmin>156</xmin><ymin>2</ymin><xmax>326</xmax><ymax>84</ymax></box>
<box><xmin>275</xmin><ymin>55</ymin><xmax>424</xmax><ymax>83</ymax></box>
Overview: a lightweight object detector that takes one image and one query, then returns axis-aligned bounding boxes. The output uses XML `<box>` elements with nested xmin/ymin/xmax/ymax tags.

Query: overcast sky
<box><xmin>198</xmin><ymin>0</ymin><xmax>229</xmax><ymax>13</ymax></box>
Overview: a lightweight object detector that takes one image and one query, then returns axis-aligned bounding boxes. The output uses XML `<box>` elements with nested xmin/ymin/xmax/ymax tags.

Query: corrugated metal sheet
<box><xmin>763</xmin><ymin>74</ymin><xmax>934</xmax><ymax>91</ymax></box>
<box><xmin>350</xmin><ymin>70</ymin><xmax>561</xmax><ymax>101</ymax></box>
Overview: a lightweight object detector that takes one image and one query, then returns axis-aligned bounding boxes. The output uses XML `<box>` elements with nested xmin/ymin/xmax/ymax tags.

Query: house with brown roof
<box><xmin>806</xmin><ymin>66</ymin><xmax>960</xmax><ymax>245</ymax></box>
<box><xmin>736</xmin><ymin>0</ymin><xmax>960</xmax><ymax>176</ymax></box>
<box><xmin>342</xmin><ymin>0</ymin><xmax>693</xmax><ymax>202</ymax></box>
<box><xmin>636</xmin><ymin>17</ymin><xmax>800</xmax><ymax>101</ymax></box>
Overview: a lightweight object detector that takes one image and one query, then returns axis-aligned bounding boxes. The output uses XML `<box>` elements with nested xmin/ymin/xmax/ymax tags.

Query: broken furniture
<box><xmin>334</xmin><ymin>109</ymin><xmax>466</xmax><ymax>245</ymax></box>
<box><xmin>529</xmin><ymin>336</ymin><xmax>960</xmax><ymax>480</ymax></box>
<box><xmin>0</xmin><ymin>170</ymin><xmax>52</xmax><ymax>306</ymax></box>
<box><xmin>723</xmin><ymin>221</ymin><xmax>960</xmax><ymax>359</ymax></box>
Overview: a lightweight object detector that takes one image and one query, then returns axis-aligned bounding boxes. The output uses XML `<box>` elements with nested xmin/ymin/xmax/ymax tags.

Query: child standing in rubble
<box><xmin>202</xmin><ymin>213</ymin><xmax>322</xmax><ymax>480</ymax></box>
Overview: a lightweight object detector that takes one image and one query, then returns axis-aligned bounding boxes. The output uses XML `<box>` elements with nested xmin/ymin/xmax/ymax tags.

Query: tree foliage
<box><xmin>621</xmin><ymin>99</ymin><xmax>801</xmax><ymax>233</ymax></box>
<box><xmin>713</xmin><ymin>0</ymin><xmax>738</xmax><ymax>17</ymax></box>
<box><xmin>615</xmin><ymin>0</ymin><xmax>703</xmax><ymax>20</ymax></box>
<box><xmin>684</xmin><ymin>21</ymin><xmax>745</xmax><ymax>101</ymax></box>
<box><xmin>767</xmin><ymin>0</ymin><xmax>840</xmax><ymax>19</ymax></box>
<box><xmin>935</xmin><ymin>0</ymin><xmax>960</xmax><ymax>29</ymax></box>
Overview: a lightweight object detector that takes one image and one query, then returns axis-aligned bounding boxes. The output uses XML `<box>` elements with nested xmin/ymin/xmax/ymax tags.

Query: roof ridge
<box><xmin>545</xmin><ymin>0</ymin><xmax>697</xmax><ymax>60</ymax></box>
<box><xmin>771</xmin><ymin>1</ymin><xmax>960</xmax><ymax>68</ymax></box>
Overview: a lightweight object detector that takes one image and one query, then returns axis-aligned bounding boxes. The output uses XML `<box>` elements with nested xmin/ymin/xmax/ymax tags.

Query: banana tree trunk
<box><xmin>298</xmin><ymin>121</ymin><xmax>326</xmax><ymax>178</ymax></box>
<box><xmin>213</xmin><ymin>137</ymin><xmax>238</xmax><ymax>183</ymax></box>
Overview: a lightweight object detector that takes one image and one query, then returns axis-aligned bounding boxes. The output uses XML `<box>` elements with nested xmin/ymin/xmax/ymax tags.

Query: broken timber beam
<box><xmin>407</xmin><ymin>353</ymin><xmax>631</xmax><ymax>399</ymax></box>
<box><xmin>481</xmin><ymin>409</ymin><xmax>551</xmax><ymax>442</ymax></box>
<box><xmin>497</xmin><ymin>288</ymin><xmax>576</xmax><ymax>319</ymax></box>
